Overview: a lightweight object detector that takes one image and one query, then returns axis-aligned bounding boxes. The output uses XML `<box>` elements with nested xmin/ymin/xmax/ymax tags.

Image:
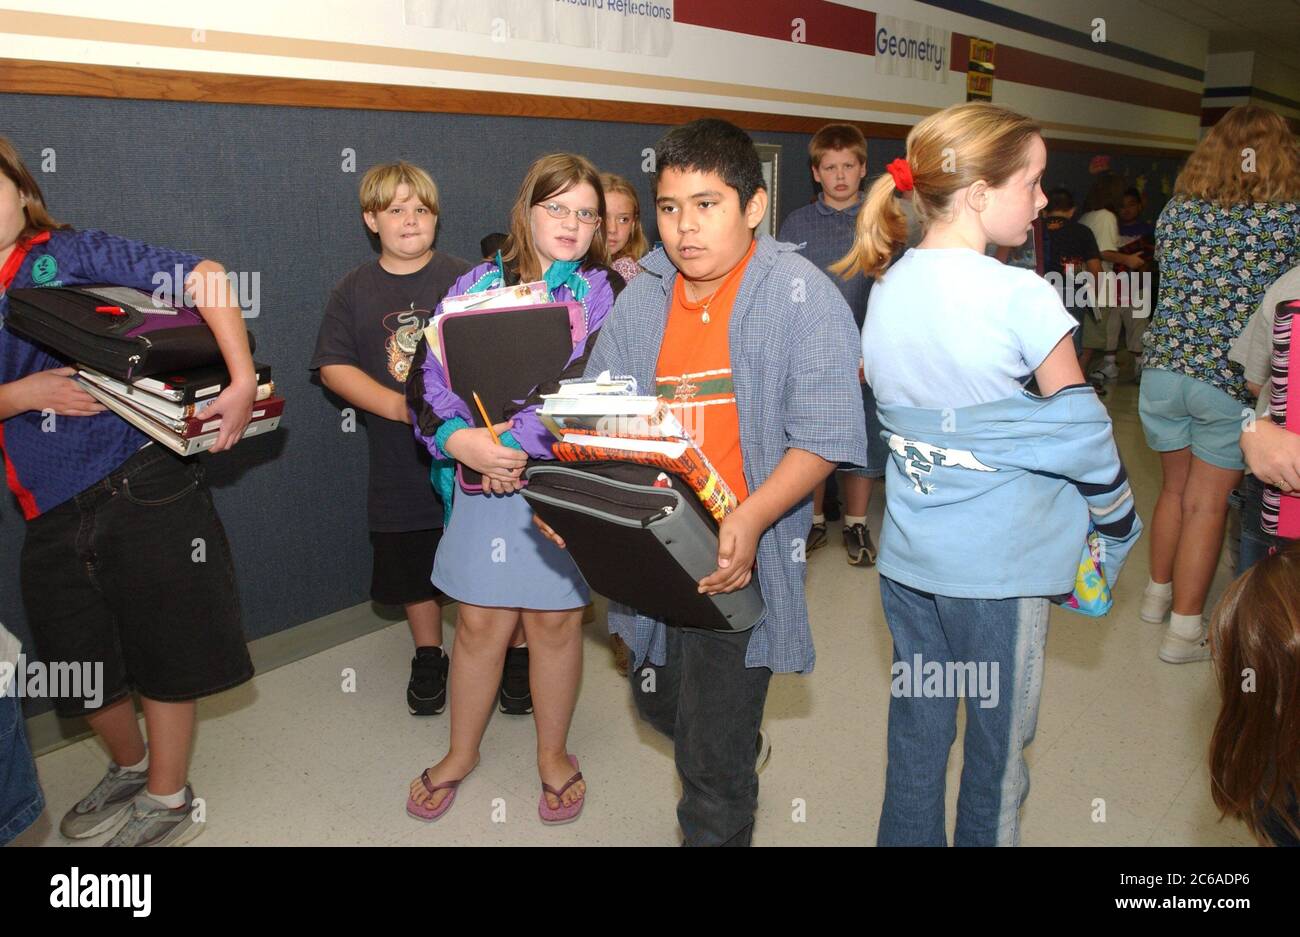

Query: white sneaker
<box><xmin>1139</xmin><ymin>584</ymin><xmax>1173</xmax><ymax>623</ymax></box>
<box><xmin>1159</xmin><ymin>627</ymin><xmax>1212</xmax><ymax>664</ymax></box>
<box><xmin>1089</xmin><ymin>362</ymin><xmax>1120</xmax><ymax>383</ymax></box>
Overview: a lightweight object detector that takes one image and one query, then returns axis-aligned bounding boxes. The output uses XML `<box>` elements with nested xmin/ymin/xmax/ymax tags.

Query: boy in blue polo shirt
<box><xmin>779</xmin><ymin>124</ymin><xmax>884</xmax><ymax>567</ymax></box>
<box><xmin>541</xmin><ymin>119</ymin><xmax>866</xmax><ymax>845</ymax></box>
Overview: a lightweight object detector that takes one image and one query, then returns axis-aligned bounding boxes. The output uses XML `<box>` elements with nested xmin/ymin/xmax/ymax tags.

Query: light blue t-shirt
<box><xmin>863</xmin><ymin>247</ymin><xmax>1077</xmax><ymax>409</ymax></box>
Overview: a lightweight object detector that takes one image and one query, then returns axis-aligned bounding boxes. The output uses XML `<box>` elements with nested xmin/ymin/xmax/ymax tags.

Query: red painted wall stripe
<box><xmin>674</xmin><ymin>4</ymin><xmax>1200</xmax><ymax>119</ymax></box>
<box><xmin>948</xmin><ymin>32</ymin><xmax>1200</xmax><ymax>117</ymax></box>
<box><xmin>675</xmin><ymin>0</ymin><xmax>875</xmax><ymax>55</ymax></box>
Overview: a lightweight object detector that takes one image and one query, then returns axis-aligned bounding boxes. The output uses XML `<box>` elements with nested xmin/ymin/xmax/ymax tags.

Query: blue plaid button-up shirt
<box><xmin>584</xmin><ymin>234</ymin><xmax>867</xmax><ymax>673</ymax></box>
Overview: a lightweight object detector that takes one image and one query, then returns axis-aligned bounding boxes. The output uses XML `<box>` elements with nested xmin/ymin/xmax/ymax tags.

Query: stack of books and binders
<box><xmin>76</xmin><ymin>363</ymin><xmax>281</xmax><ymax>456</ymax></box>
<box><xmin>538</xmin><ymin>373</ymin><xmax>739</xmax><ymax>522</ymax></box>
<box><xmin>4</xmin><ymin>283</ymin><xmax>282</xmax><ymax>456</ymax></box>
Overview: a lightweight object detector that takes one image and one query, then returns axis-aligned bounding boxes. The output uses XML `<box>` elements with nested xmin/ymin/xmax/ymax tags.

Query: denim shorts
<box><xmin>1138</xmin><ymin>369</ymin><xmax>1248</xmax><ymax>471</ymax></box>
<box><xmin>20</xmin><ymin>446</ymin><xmax>254</xmax><ymax>718</ymax></box>
<box><xmin>841</xmin><ymin>381</ymin><xmax>888</xmax><ymax>479</ymax></box>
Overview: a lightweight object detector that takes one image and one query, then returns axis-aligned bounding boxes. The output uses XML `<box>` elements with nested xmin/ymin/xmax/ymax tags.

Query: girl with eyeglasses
<box><xmin>404</xmin><ymin>152</ymin><xmax>625</xmax><ymax>825</ymax></box>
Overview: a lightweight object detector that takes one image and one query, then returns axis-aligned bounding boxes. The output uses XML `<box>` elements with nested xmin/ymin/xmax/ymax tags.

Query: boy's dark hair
<box><xmin>1084</xmin><ymin>172</ymin><xmax>1126</xmax><ymax>215</ymax></box>
<box><xmin>480</xmin><ymin>231</ymin><xmax>508</xmax><ymax>260</ymax></box>
<box><xmin>1046</xmin><ymin>188</ymin><xmax>1075</xmax><ymax>212</ymax></box>
<box><xmin>653</xmin><ymin>119</ymin><xmax>766</xmax><ymax>208</ymax></box>
<box><xmin>1122</xmin><ymin>187</ymin><xmax>1143</xmax><ymax>203</ymax></box>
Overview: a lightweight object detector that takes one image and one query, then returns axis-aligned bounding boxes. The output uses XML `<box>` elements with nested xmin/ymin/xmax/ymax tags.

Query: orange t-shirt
<box><xmin>654</xmin><ymin>240</ymin><xmax>756</xmax><ymax>502</ymax></box>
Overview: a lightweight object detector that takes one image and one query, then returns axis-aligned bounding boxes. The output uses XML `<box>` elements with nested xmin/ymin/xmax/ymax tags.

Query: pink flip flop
<box><xmin>406</xmin><ymin>768</ymin><xmax>468</xmax><ymax>822</ymax></box>
<box><xmin>538</xmin><ymin>754</ymin><xmax>585</xmax><ymax>825</ymax></box>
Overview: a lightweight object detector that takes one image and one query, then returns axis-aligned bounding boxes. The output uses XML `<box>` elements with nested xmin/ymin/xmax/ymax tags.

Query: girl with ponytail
<box><xmin>851</xmin><ymin>103</ymin><xmax>1141</xmax><ymax>846</ymax></box>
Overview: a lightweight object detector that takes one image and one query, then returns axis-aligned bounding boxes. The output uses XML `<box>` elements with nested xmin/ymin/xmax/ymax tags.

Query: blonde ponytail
<box><xmin>833</xmin><ymin>102</ymin><xmax>1041</xmax><ymax>283</ymax></box>
<box><xmin>831</xmin><ymin>173</ymin><xmax>906</xmax><ymax>281</ymax></box>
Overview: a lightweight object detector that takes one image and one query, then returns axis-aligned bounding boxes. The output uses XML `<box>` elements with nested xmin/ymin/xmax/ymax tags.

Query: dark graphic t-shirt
<box><xmin>311</xmin><ymin>253</ymin><xmax>470</xmax><ymax>531</ymax></box>
<box><xmin>1043</xmin><ymin>216</ymin><xmax>1100</xmax><ymax>278</ymax></box>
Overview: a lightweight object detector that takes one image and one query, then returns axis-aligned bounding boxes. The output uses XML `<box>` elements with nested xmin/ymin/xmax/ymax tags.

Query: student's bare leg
<box><xmin>1150</xmin><ymin>448</ymin><xmax>1192</xmax><ymax>584</ymax></box>
<box><xmin>406</xmin><ymin>598</ymin><xmax>443</xmax><ymax>648</ymax></box>
<box><xmin>510</xmin><ymin>621</ymin><xmax>526</xmax><ymax>648</ymax></box>
<box><xmin>84</xmin><ymin>696</ymin><xmax>146</xmax><ymax>769</ymax></box>
<box><xmin>408</xmin><ymin>604</ymin><xmax>517</xmax><ymax>810</ymax></box>
<box><xmin>1171</xmin><ymin>457</ymin><xmax>1242</xmax><ymax>616</ymax></box>
<box><xmin>811</xmin><ymin>480</ymin><xmax>827</xmax><ymax>516</ymax></box>
<box><xmin>521</xmin><ymin>607</ymin><xmax>586</xmax><ymax>808</ymax></box>
<box><xmin>841</xmin><ymin>472</ymin><xmax>871</xmax><ymax>517</ymax></box>
<box><xmin>138</xmin><ymin>698</ymin><xmax>195</xmax><ymax>796</ymax></box>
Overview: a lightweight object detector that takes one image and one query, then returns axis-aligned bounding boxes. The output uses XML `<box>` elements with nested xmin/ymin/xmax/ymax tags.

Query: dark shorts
<box><xmin>840</xmin><ymin>381</ymin><xmax>888</xmax><ymax>479</ymax></box>
<box><xmin>369</xmin><ymin>528</ymin><xmax>443</xmax><ymax>606</ymax></box>
<box><xmin>20</xmin><ymin>446</ymin><xmax>253</xmax><ymax>718</ymax></box>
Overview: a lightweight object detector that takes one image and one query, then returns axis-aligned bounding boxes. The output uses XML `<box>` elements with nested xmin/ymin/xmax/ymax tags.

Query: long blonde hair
<box><xmin>832</xmin><ymin>102</ymin><xmax>1041</xmax><ymax>281</ymax></box>
<box><xmin>599</xmin><ymin>172</ymin><xmax>648</xmax><ymax>261</ymax></box>
<box><xmin>0</xmin><ymin>136</ymin><xmax>71</xmax><ymax>241</ymax></box>
<box><xmin>1174</xmin><ymin>105</ymin><xmax>1300</xmax><ymax>206</ymax></box>
<box><xmin>502</xmin><ymin>153</ymin><xmax>608</xmax><ymax>282</ymax></box>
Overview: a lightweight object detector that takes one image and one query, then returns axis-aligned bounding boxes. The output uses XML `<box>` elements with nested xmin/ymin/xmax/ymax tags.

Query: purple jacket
<box><xmin>408</xmin><ymin>261</ymin><xmax>622</xmax><ymax>460</ymax></box>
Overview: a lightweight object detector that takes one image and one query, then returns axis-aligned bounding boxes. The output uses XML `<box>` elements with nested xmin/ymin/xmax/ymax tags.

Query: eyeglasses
<box><xmin>539</xmin><ymin>202</ymin><xmax>601</xmax><ymax>225</ymax></box>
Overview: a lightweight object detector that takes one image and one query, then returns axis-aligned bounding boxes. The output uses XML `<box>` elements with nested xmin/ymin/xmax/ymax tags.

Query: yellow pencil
<box><xmin>472</xmin><ymin>391</ymin><xmax>501</xmax><ymax>445</ymax></box>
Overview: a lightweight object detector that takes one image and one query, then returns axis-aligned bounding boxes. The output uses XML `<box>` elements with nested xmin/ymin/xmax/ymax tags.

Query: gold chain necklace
<box><xmin>678</xmin><ymin>258</ymin><xmax>748</xmax><ymax>324</ymax></box>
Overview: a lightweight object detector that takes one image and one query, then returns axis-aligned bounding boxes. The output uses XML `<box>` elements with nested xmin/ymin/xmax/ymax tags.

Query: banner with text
<box><xmin>405</xmin><ymin>0</ymin><xmax>674</xmax><ymax>56</ymax></box>
<box><xmin>874</xmin><ymin>15</ymin><xmax>949</xmax><ymax>83</ymax></box>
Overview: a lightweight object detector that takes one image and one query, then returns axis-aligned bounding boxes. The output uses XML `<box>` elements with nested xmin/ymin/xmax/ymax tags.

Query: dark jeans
<box><xmin>629</xmin><ymin>626</ymin><xmax>771</xmax><ymax>846</ymax></box>
<box><xmin>20</xmin><ymin>446</ymin><xmax>252</xmax><ymax>717</ymax></box>
<box><xmin>1236</xmin><ymin>474</ymin><xmax>1288</xmax><ymax>576</ymax></box>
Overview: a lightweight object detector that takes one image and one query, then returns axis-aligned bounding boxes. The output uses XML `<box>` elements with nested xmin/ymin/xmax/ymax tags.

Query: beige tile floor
<box><xmin>14</xmin><ymin>380</ymin><xmax>1256</xmax><ymax>847</ymax></box>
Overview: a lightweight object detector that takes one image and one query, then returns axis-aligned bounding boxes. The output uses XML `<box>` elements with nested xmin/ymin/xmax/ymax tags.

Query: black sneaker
<box><xmin>499</xmin><ymin>646</ymin><xmax>533</xmax><ymax>715</ymax></box>
<box><xmin>408</xmin><ymin>647</ymin><xmax>448</xmax><ymax>716</ymax></box>
<box><xmin>807</xmin><ymin>522</ymin><xmax>828</xmax><ymax>552</ymax></box>
<box><xmin>843</xmin><ymin>523</ymin><xmax>877</xmax><ymax>567</ymax></box>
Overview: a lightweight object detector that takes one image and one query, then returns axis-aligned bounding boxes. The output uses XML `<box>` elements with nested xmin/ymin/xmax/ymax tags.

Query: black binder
<box><xmin>437</xmin><ymin>303</ymin><xmax>575</xmax><ymax>491</ymax></box>
<box><xmin>522</xmin><ymin>461</ymin><xmax>764</xmax><ymax>633</ymax></box>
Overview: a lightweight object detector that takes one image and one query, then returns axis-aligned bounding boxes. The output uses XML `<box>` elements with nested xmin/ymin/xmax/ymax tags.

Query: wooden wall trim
<box><xmin>1</xmin><ymin>58</ymin><xmax>1190</xmax><ymax>158</ymax></box>
<box><xmin>0</xmin><ymin>57</ymin><xmax>908</xmax><ymax>137</ymax></box>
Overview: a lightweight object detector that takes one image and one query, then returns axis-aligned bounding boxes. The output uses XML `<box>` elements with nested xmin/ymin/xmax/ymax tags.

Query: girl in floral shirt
<box><xmin>1139</xmin><ymin>105</ymin><xmax>1300</xmax><ymax>664</ymax></box>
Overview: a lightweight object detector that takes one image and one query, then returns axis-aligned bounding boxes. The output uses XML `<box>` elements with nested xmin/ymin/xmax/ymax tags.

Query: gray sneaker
<box><xmin>843</xmin><ymin>523</ymin><xmax>878</xmax><ymax>567</ymax></box>
<box><xmin>105</xmin><ymin>786</ymin><xmax>204</xmax><ymax>847</ymax></box>
<box><xmin>60</xmin><ymin>763</ymin><xmax>149</xmax><ymax>840</ymax></box>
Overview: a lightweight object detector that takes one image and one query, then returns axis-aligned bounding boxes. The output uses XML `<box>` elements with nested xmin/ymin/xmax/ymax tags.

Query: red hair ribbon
<box><xmin>886</xmin><ymin>158</ymin><xmax>914</xmax><ymax>192</ymax></box>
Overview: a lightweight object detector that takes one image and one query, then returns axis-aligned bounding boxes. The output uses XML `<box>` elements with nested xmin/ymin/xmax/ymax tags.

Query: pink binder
<box><xmin>1263</xmin><ymin>300</ymin><xmax>1299</xmax><ymax>538</ymax></box>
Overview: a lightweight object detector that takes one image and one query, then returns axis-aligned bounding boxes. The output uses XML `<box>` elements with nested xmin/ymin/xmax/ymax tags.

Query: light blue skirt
<box><xmin>432</xmin><ymin>486</ymin><xmax>590</xmax><ymax>610</ymax></box>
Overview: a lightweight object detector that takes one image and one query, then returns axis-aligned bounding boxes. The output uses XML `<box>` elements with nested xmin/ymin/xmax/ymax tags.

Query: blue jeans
<box><xmin>0</xmin><ymin>693</ymin><xmax>44</xmax><ymax>845</ymax></box>
<box><xmin>1236</xmin><ymin>474</ymin><xmax>1287</xmax><ymax>576</ymax></box>
<box><xmin>877</xmin><ymin>577</ymin><xmax>1050</xmax><ymax>846</ymax></box>
<box><xmin>629</xmin><ymin>625</ymin><xmax>771</xmax><ymax>846</ymax></box>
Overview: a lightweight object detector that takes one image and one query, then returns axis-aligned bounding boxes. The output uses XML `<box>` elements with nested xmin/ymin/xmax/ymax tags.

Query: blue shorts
<box><xmin>841</xmin><ymin>381</ymin><xmax>888</xmax><ymax>479</ymax></box>
<box><xmin>1138</xmin><ymin>369</ymin><xmax>1248</xmax><ymax>471</ymax></box>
